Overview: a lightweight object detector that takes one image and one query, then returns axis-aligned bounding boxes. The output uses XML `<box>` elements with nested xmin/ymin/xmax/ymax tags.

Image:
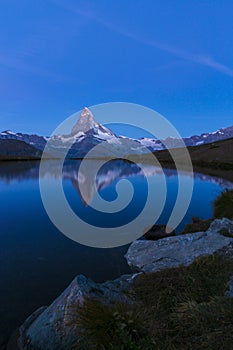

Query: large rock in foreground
<box><xmin>126</xmin><ymin>218</ymin><xmax>233</xmax><ymax>273</ymax></box>
<box><xmin>18</xmin><ymin>274</ymin><xmax>138</xmax><ymax>350</ymax></box>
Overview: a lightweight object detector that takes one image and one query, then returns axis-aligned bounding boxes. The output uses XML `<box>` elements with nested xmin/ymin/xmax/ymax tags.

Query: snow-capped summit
<box><xmin>70</xmin><ymin>107</ymin><xmax>115</xmax><ymax>140</ymax></box>
<box><xmin>70</xmin><ymin>107</ymin><xmax>115</xmax><ymax>142</ymax></box>
<box><xmin>71</xmin><ymin>107</ymin><xmax>97</xmax><ymax>135</ymax></box>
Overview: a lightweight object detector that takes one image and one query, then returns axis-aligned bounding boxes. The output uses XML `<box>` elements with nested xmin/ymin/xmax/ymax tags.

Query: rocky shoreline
<box><xmin>16</xmin><ymin>217</ymin><xmax>233</xmax><ymax>350</ymax></box>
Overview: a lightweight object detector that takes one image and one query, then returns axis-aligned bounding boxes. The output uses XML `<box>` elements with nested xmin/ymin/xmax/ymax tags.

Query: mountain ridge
<box><xmin>0</xmin><ymin>108</ymin><xmax>233</xmax><ymax>158</ymax></box>
<box><xmin>0</xmin><ymin>139</ymin><xmax>43</xmax><ymax>159</ymax></box>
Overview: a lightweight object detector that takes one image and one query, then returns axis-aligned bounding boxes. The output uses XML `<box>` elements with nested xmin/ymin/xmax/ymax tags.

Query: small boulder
<box><xmin>126</xmin><ymin>218</ymin><xmax>233</xmax><ymax>273</ymax></box>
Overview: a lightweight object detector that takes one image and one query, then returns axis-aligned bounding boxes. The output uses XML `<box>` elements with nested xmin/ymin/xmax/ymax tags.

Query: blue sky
<box><xmin>0</xmin><ymin>0</ymin><xmax>233</xmax><ymax>137</ymax></box>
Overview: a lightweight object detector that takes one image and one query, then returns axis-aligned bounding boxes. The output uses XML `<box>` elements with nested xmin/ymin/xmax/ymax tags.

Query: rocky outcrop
<box><xmin>18</xmin><ymin>274</ymin><xmax>139</xmax><ymax>350</ymax></box>
<box><xmin>125</xmin><ymin>218</ymin><xmax>233</xmax><ymax>273</ymax></box>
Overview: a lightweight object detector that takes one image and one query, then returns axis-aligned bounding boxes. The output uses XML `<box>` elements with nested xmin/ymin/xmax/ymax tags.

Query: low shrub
<box><xmin>180</xmin><ymin>217</ymin><xmax>213</xmax><ymax>234</ymax></box>
<box><xmin>214</xmin><ymin>189</ymin><xmax>233</xmax><ymax>220</ymax></box>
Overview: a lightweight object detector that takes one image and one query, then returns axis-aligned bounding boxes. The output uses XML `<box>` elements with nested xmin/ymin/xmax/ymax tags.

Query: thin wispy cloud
<box><xmin>139</xmin><ymin>37</ymin><xmax>233</xmax><ymax>77</ymax></box>
<box><xmin>53</xmin><ymin>0</ymin><xmax>233</xmax><ymax>78</ymax></box>
<box><xmin>0</xmin><ymin>53</ymin><xmax>71</xmax><ymax>82</ymax></box>
<box><xmin>102</xmin><ymin>19</ymin><xmax>233</xmax><ymax>78</ymax></box>
<box><xmin>192</xmin><ymin>55</ymin><xmax>233</xmax><ymax>77</ymax></box>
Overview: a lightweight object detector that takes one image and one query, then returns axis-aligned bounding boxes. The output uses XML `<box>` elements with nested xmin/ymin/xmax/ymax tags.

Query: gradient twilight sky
<box><xmin>0</xmin><ymin>0</ymin><xmax>233</xmax><ymax>137</ymax></box>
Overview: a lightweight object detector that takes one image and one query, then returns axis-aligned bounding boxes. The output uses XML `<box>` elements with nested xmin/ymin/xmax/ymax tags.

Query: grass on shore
<box><xmin>214</xmin><ymin>189</ymin><xmax>233</xmax><ymax>220</ymax></box>
<box><xmin>71</xmin><ymin>254</ymin><xmax>233</xmax><ymax>350</ymax></box>
<box><xmin>180</xmin><ymin>217</ymin><xmax>214</xmax><ymax>235</ymax></box>
<box><xmin>180</xmin><ymin>189</ymin><xmax>233</xmax><ymax>235</ymax></box>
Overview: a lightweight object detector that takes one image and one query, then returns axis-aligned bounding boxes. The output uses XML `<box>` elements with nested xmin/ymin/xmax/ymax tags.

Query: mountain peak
<box><xmin>81</xmin><ymin>107</ymin><xmax>93</xmax><ymax>118</ymax></box>
<box><xmin>71</xmin><ymin>107</ymin><xmax>97</xmax><ymax>136</ymax></box>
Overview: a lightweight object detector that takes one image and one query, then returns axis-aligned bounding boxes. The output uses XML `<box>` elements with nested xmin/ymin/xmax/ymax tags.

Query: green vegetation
<box><xmin>172</xmin><ymin>297</ymin><xmax>233</xmax><ymax>349</ymax></box>
<box><xmin>71</xmin><ymin>254</ymin><xmax>233</xmax><ymax>350</ymax></box>
<box><xmin>71</xmin><ymin>300</ymin><xmax>154</xmax><ymax>350</ymax></box>
<box><xmin>193</xmin><ymin>161</ymin><xmax>233</xmax><ymax>170</ymax></box>
<box><xmin>214</xmin><ymin>189</ymin><xmax>233</xmax><ymax>220</ymax></box>
<box><xmin>181</xmin><ymin>189</ymin><xmax>233</xmax><ymax>235</ymax></box>
<box><xmin>154</xmin><ymin>137</ymin><xmax>233</xmax><ymax>170</ymax></box>
<box><xmin>180</xmin><ymin>216</ymin><xmax>213</xmax><ymax>234</ymax></box>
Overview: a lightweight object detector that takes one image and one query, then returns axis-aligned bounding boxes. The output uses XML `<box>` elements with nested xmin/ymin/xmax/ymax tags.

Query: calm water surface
<box><xmin>0</xmin><ymin>160</ymin><xmax>232</xmax><ymax>346</ymax></box>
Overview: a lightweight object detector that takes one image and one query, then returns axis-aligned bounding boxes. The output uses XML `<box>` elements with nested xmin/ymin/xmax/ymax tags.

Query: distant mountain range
<box><xmin>0</xmin><ymin>107</ymin><xmax>233</xmax><ymax>159</ymax></box>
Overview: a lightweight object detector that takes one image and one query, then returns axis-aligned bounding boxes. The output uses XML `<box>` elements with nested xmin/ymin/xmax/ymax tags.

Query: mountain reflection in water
<box><xmin>0</xmin><ymin>159</ymin><xmax>232</xmax><ymax>205</ymax></box>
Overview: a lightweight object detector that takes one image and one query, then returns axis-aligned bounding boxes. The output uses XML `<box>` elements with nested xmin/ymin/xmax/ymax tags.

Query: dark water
<box><xmin>0</xmin><ymin>160</ymin><xmax>232</xmax><ymax>346</ymax></box>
